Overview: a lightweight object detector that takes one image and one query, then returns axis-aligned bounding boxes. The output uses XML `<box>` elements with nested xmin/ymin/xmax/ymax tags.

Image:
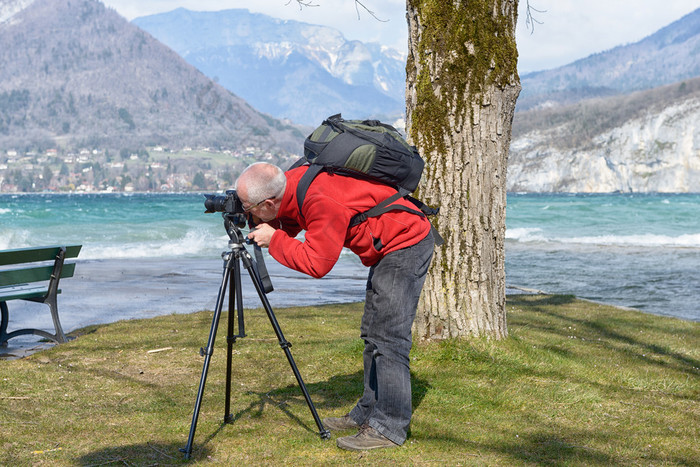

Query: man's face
<box><xmin>243</xmin><ymin>197</ymin><xmax>276</xmax><ymax>223</ymax></box>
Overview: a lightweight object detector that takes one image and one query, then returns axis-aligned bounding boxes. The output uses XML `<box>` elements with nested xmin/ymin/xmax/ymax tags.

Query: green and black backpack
<box><xmin>290</xmin><ymin>114</ymin><xmax>443</xmax><ymax>245</ymax></box>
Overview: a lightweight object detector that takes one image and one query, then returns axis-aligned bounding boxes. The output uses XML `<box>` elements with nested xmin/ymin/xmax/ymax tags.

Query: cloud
<box><xmin>516</xmin><ymin>0</ymin><xmax>699</xmax><ymax>72</ymax></box>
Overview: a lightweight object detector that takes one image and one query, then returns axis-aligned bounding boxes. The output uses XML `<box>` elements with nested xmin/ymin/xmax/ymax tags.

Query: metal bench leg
<box><xmin>23</xmin><ymin>295</ymin><xmax>68</xmax><ymax>344</ymax></box>
<box><xmin>1</xmin><ymin>299</ymin><xmax>67</xmax><ymax>345</ymax></box>
<box><xmin>45</xmin><ymin>295</ymin><xmax>67</xmax><ymax>343</ymax></box>
<box><xmin>1</xmin><ymin>301</ymin><xmax>9</xmax><ymax>347</ymax></box>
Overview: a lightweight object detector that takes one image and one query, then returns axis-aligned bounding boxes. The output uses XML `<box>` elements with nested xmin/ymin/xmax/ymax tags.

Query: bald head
<box><xmin>235</xmin><ymin>162</ymin><xmax>286</xmax><ymax>206</ymax></box>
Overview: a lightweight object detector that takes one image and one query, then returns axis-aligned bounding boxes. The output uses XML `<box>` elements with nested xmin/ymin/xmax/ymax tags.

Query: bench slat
<box><xmin>0</xmin><ymin>245</ymin><xmax>82</xmax><ymax>266</ymax></box>
<box><xmin>0</xmin><ymin>285</ymin><xmax>61</xmax><ymax>301</ymax></box>
<box><xmin>0</xmin><ymin>245</ymin><xmax>82</xmax><ymax>345</ymax></box>
<box><xmin>0</xmin><ymin>263</ymin><xmax>76</xmax><ymax>287</ymax></box>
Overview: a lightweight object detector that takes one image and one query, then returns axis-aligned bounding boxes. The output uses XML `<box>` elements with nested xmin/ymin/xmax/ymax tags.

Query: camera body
<box><xmin>204</xmin><ymin>190</ymin><xmax>249</xmax><ymax>229</ymax></box>
<box><xmin>204</xmin><ymin>189</ymin><xmax>244</xmax><ymax>214</ymax></box>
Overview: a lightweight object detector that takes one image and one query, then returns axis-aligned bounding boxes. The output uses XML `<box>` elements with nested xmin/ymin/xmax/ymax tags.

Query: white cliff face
<box><xmin>508</xmin><ymin>98</ymin><xmax>700</xmax><ymax>192</ymax></box>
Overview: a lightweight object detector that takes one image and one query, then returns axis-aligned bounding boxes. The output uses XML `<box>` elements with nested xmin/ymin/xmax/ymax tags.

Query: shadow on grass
<box><xmin>481</xmin><ymin>429</ymin><xmax>616</xmax><ymax>465</ymax></box>
<box><xmin>485</xmin><ymin>425</ymin><xmax>699</xmax><ymax>465</ymax></box>
<box><xmin>509</xmin><ymin>294</ymin><xmax>578</xmax><ymax>307</ymax></box>
<box><xmin>416</xmin><ymin>408</ymin><xmax>623</xmax><ymax>464</ymax></box>
<box><xmin>189</xmin><ymin>370</ymin><xmax>431</xmax><ymax>452</ymax></box>
<box><xmin>508</xmin><ymin>294</ymin><xmax>700</xmax><ymax>378</ymax></box>
<box><xmin>410</xmin><ymin>424</ymin><xmax>620</xmax><ymax>464</ymax></box>
<box><xmin>76</xmin><ymin>441</ymin><xmax>200</xmax><ymax>465</ymax></box>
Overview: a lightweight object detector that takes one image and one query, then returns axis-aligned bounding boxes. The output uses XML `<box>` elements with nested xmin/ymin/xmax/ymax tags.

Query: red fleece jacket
<box><xmin>268</xmin><ymin>166</ymin><xmax>432</xmax><ymax>278</ymax></box>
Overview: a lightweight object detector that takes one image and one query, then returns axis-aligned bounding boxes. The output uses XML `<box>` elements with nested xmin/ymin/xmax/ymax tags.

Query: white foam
<box><xmin>506</xmin><ymin>227</ymin><xmax>547</xmax><ymax>242</ymax></box>
<box><xmin>79</xmin><ymin>228</ymin><xmax>224</xmax><ymax>260</ymax></box>
<box><xmin>507</xmin><ymin>227</ymin><xmax>700</xmax><ymax>249</ymax></box>
<box><xmin>563</xmin><ymin>233</ymin><xmax>700</xmax><ymax>248</ymax></box>
<box><xmin>0</xmin><ymin>230</ymin><xmax>30</xmax><ymax>250</ymax></box>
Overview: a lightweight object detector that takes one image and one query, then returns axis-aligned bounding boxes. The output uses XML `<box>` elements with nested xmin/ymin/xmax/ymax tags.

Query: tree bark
<box><xmin>406</xmin><ymin>0</ymin><xmax>521</xmax><ymax>340</ymax></box>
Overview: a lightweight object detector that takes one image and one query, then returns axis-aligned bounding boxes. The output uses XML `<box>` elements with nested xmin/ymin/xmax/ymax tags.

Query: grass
<box><xmin>1</xmin><ymin>295</ymin><xmax>698</xmax><ymax>465</ymax></box>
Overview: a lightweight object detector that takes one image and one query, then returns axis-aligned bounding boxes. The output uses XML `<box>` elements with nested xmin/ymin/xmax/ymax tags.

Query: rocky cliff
<box><xmin>508</xmin><ymin>78</ymin><xmax>700</xmax><ymax>192</ymax></box>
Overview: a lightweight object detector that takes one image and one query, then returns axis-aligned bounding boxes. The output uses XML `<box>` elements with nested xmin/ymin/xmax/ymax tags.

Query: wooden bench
<box><xmin>0</xmin><ymin>245</ymin><xmax>82</xmax><ymax>346</ymax></box>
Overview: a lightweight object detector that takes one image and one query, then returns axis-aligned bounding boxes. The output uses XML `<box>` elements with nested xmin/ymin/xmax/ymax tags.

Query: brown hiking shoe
<box><xmin>323</xmin><ymin>414</ymin><xmax>360</xmax><ymax>431</ymax></box>
<box><xmin>336</xmin><ymin>424</ymin><xmax>399</xmax><ymax>451</ymax></box>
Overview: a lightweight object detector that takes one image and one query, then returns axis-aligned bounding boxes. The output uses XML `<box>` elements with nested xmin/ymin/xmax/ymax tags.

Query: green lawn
<box><xmin>1</xmin><ymin>295</ymin><xmax>698</xmax><ymax>465</ymax></box>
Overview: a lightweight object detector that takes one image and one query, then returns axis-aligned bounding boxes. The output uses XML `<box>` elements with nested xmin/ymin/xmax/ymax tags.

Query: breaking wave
<box><xmin>507</xmin><ymin>228</ymin><xmax>700</xmax><ymax>249</ymax></box>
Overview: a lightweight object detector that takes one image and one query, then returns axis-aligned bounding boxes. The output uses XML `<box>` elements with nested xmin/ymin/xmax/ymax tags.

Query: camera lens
<box><xmin>204</xmin><ymin>194</ymin><xmax>228</xmax><ymax>213</ymax></box>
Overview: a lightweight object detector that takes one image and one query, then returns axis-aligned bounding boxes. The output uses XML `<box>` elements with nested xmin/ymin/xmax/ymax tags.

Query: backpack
<box><xmin>290</xmin><ymin>114</ymin><xmax>444</xmax><ymax>245</ymax></box>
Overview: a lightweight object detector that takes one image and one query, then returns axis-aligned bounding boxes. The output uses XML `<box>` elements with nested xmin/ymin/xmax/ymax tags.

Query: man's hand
<box><xmin>248</xmin><ymin>223</ymin><xmax>276</xmax><ymax>248</ymax></box>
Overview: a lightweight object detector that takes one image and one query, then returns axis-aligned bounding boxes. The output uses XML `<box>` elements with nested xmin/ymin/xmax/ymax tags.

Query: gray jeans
<box><xmin>349</xmin><ymin>231</ymin><xmax>434</xmax><ymax>444</ymax></box>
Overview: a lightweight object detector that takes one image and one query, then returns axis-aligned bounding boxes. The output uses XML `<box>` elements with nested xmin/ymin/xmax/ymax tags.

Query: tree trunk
<box><xmin>406</xmin><ymin>0</ymin><xmax>521</xmax><ymax>340</ymax></box>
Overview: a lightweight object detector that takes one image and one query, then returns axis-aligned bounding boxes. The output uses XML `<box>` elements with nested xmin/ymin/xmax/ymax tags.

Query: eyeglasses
<box><xmin>242</xmin><ymin>197</ymin><xmax>274</xmax><ymax>213</ymax></box>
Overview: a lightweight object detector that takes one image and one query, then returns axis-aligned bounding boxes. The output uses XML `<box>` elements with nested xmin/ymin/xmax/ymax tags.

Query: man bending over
<box><xmin>236</xmin><ymin>162</ymin><xmax>434</xmax><ymax>451</ymax></box>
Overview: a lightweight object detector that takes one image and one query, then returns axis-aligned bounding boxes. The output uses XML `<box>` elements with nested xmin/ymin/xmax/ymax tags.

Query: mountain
<box><xmin>508</xmin><ymin>77</ymin><xmax>700</xmax><ymax>192</ymax></box>
<box><xmin>132</xmin><ymin>8</ymin><xmax>406</xmax><ymax>126</ymax></box>
<box><xmin>0</xmin><ymin>0</ymin><xmax>305</xmax><ymax>154</ymax></box>
<box><xmin>517</xmin><ymin>8</ymin><xmax>700</xmax><ymax>111</ymax></box>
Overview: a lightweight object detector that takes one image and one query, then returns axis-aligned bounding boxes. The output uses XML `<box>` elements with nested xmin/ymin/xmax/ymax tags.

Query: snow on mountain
<box><xmin>133</xmin><ymin>8</ymin><xmax>406</xmax><ymax>126</ymax></box>
<box><xmin>0</xmin><ymin>0</ymin><xmax>36</xmax><ymax>24</ymax></box>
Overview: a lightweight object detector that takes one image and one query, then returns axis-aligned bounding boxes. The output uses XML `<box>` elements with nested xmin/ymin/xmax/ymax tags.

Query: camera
<box><xmin>204</xmin><ymin>189</ymin><xmax>244</xmax><ymax>214</ymax></box>
<box><xmin>204</xmin><ymin>190</ymin><xmax>248</xmax><ymax>228</ymax></box>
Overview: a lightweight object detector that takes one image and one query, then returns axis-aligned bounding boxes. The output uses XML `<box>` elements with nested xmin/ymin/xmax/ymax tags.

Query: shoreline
<box><xmin>0</xmin><ymin>252</ymin><xmax>539</xmax><ymax>359</ymax></box>
<box><xmin>0</xmin><ymin>287</ymin><xmax>540</xmax><ymax>360</ymax></box>
<box><xmin>1</xmin><ymin>286</ymin><xmax>690</xmax><ymax>360</ymax></box>
<box><xmin>0</xmin><ymin>275</ymin><xmax>672</xmax><ymax>361</ymax></box>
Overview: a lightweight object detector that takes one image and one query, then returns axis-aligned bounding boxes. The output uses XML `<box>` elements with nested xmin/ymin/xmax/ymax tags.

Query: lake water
<box><xmin>1</xmin><ymin>192</ymin><xmax>698</xmax><ymax>352</ymax></box>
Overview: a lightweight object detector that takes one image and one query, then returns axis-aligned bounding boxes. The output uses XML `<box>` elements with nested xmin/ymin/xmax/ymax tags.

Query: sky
<box><xmin>101</xmin><ymin>0</ymin><xmax>700</xmax><ymax>73</ymax></box>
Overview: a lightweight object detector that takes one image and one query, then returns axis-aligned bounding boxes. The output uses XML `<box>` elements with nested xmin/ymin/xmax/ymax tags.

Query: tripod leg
<box><xmin>181</xmin><ymin>257</ymin><xmax>232</xmax><ymax>459</ymax></box>
<box><xmin>224</xmin><ymin>258</ymin><xmax>245</xmax><ymax>423</ymax></box>
<box><xmin>224</xmin><ymin>262</ymin><xmax>234</xmax><ymax>423</ymax></box>
<box><xmin>241</xmin><ymin>252</ymin><xmax>331</xmax><ymax>440</ymax></box>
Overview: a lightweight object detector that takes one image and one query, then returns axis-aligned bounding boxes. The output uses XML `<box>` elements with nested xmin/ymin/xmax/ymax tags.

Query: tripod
<box><xmin>181</xmin><ymin>214</ymin><xmax>330</xmax><ymax>459</ymax></box>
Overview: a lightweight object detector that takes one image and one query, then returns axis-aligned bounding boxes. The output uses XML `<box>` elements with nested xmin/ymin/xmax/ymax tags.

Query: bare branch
<box><xmin>354</xmin><ymin>0</ymin><xmax>389</xmax><ymax>22</ymax></box>
<box><xmin>289</xmin><ymin>0</ymin><xmax>320</xmax><ymax>9</ymax></box>
<box><xmin>291</xmin><ymin>0</ymin><xmax>388</xmax><ymax>22</ymax></box>
<box><xmin>525</xmin><ymin>0</ymin><xmax>546</xmax><ymax>35</ymax></box>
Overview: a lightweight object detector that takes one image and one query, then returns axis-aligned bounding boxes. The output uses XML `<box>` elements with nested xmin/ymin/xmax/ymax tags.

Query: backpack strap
<box><xmin>289</xmin><ymin>157</ymin><xmax>307</xmax><ymax>170</ymax></box>
<box><xmin>405</xmin><ymin>196</ymin><xmax>444</xmax><ymax>245</ymax></box>
<box><xmin>348</xmin><ymin>188</ymin><xmax>424</xmax><ymax>227</ymax></box>
<box><xmin>406</xmin><ymin>195</ymin><xmax>439</xmax><ymax>217</ymax></box>
<box><xmin>295</xmin><ymin>163</ymin><xmax>324</xmax><ymax>218</ymax></box>
<box><xmin>295</xmin><ymin>164</ymin><xmax>421</xmax><ymax>223</ymax></box>
<box><xmin>293</xmin><ymin>164</ymin><xmax>444</xmax><ymax>246</ymax></box>
<box><xmin>348</xmin><ymin>190</ymin><xmax>445</xmax><ymax>246</ymax></box>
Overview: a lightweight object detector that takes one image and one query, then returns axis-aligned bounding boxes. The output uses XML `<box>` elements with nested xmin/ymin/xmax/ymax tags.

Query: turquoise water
<box><xmin>506</xmin><ymin>193</ymin><xmax>700</xmax><ymax>246</ymax></box>
<box><xmin>506</xmin><ymin>193</ymin><xmax>699</xmax><ymax>321</ymax></box>
<box><xmin>0</xmin><ymin>193</ymin><xmax>225</xmax><ymax>259</ymax></box>
<box><xmin>1</xmin><ymin>192</ymin><xmax>699</xmax><ymax>321</ymax></box>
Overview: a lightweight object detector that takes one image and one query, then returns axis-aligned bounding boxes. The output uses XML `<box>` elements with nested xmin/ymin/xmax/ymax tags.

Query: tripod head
<box><xmin>222</xmin><ymin>213</ymin><xmax>249</xmax><ymax>247</ymax></box>
<box><xmin>220</xmin><ymin>212</ymin><xmax>274</xmax><ymax>294</ymax></box>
